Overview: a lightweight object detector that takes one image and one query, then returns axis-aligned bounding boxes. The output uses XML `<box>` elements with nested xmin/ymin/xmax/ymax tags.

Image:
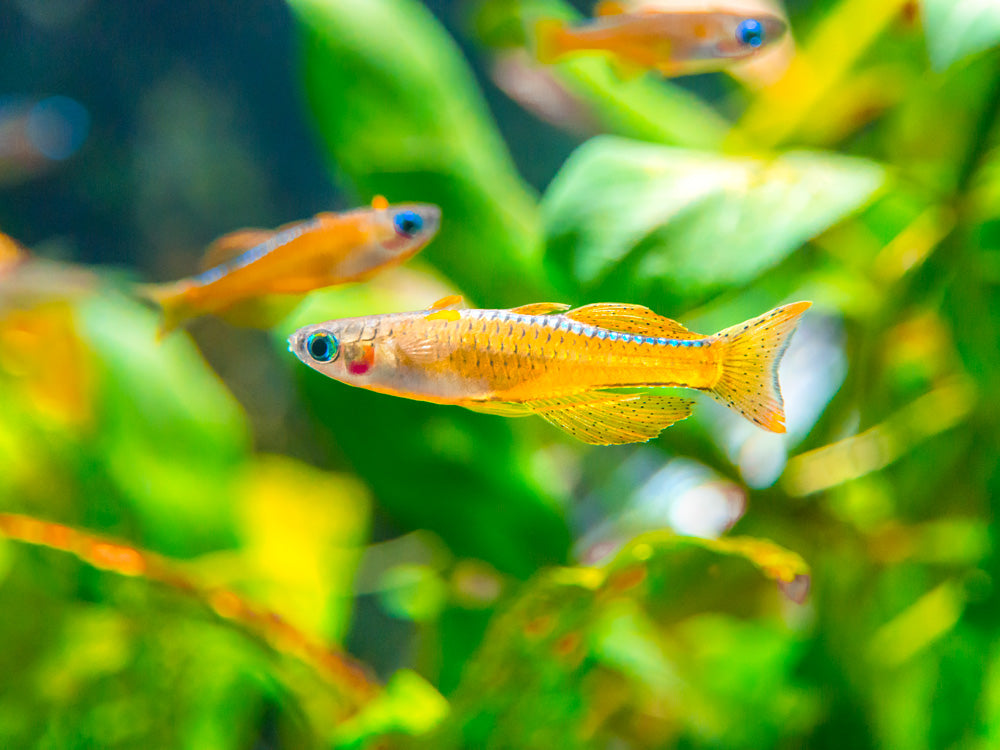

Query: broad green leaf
<box><xmin>923</xmin><ymin>0</ymin><xmax>1000</xmax><ymax>70</ymax></box>
<box><xmin>77</xmin><ymin>293</ymin><xmax>249</xmax><ymax>556</ymax></box>
<box><xmin>288</xmin><ymin>0</ymin><xmax>548</xmax><ymax>303</ymax></box>
<box><xmin>543</xmin><ymin>136</ymin><xmax>885</xmax><ymax>305</ymax></box>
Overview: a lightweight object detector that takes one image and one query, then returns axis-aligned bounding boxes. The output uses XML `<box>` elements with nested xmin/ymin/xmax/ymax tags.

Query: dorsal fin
<box><xmin>199</xmin><ymin>229</ymin><xmax>276</xmax><ymax>272</ymax></box>
<box><xmin>371</xmin><ymin>195</ymin><xmax>389</xmax><ymax>211</ymax></box>
<box><xmin>508</xmin><ymin>302</ymin><xmax>571</xmax><ymax>315</ymax></box>
<box><xmin>564</xmin><ymin>303</ymin><xmax>701</xmax><ymax>339</ymax></box>
<box><xmin>595</xmin><ymin>1</ymin><xmax>627</xmax><ymax>17</ymax></box>
<box><xmin>426</xmin><ymin>294</ymin><xmax>465</xmax><ymax>311</ymax></box>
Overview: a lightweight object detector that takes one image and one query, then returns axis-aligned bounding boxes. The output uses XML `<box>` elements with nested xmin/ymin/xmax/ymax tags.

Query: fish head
<box><xmin>704</xmin><ymin>12</ymin><xmax>787</xmax><ymax>59</ymax></box>
<box><xmin>366</xmin><ymin>200</ymin><xmax>442</xmax><ymax>260</ymax></box>
<box><xmin>288</xmin><ymin>314</ymin><xmax>409</xmax><ymax>389</ymax></box>
<box><xmin>328</xmin><ymin>200</ymin><xmax>441</xmax><ymax>283</ymax></box>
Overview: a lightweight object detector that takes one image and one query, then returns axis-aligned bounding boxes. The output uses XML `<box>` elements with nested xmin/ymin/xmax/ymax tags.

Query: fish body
<box><xmin>289</xmin><ymin>298</ymin><xmax>811</xmax><ymax>445</ymax></box>
<box><xmin>535</xmin><ymin>3</ymin><xmax>788</xmax><ymax>76</ymax></box>
<box><xmin>144</xmin><ymin>197</ymin><xmax>441</xmax><ymax>334</ymax></box>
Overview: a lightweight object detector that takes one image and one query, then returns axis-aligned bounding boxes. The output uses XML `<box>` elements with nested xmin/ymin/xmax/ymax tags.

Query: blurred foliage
<box><xmin>2</xmin><ymin>0</ymin><xmax>1000</xmax><ymax>748</ymax></box>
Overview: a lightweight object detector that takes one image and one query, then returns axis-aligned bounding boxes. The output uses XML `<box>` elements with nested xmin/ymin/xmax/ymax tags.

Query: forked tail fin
<box><xmin>534</xmin><ymin>19</ymin><xmax>569</xmax><ymax>64</ymax></box>
<box><xmin>709</xmin><ymin>301</ymin><xmax>812</xmax><ymax>433</ymax></box>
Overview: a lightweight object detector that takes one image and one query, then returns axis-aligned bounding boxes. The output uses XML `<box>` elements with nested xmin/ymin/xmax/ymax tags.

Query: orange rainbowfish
<box><xmin>288</xmin><ymin>297</ymin><xmax>811</xmax><ymax>445</ymax></box>
<box><xmin>534</xmin><ymin>2</ymin><xmax>788</xmax><ymax>77</ymax></box>
<box><xmin>142</xmin><ymin>196</ymin><xmax>441</xmax><ymax>335</ymax></box>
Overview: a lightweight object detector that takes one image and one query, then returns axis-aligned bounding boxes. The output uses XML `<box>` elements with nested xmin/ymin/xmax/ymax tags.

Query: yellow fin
<box><xmin>199</xmin><ymin>229</ymin><xmax>276</xmax><ymax>272</ymax></box>
<box><xmin>528</xmin><ymin>391</ymin><xmax>694</xmax><ymax>445</ymax></box>
<box><xmin>709</xmin><ymin>301</ymin><xmax>812</xmax><ymax>434</ymax></box>
<box><xmin>464</xmin><ymin>401</ymin><xmax>533</xmax><ymax>417</ymax></box>
<box><xmin>371</xmin><ymin>194</ymin><xmax>389</xmax><ymax>211</ymax></box>
<box><xmin>425</xmin><ymin>309</ymin><xmax>461</xmax><ymax>322</ymax></box>
<box><xmin>508</xmin><ymin>302</ymin><xmax>571</xmax><ymax>315</ymax></box>
<box><xmin>564</xmin><ymin>303</ymin><xmax>701</xmax><ymax>339</ymax></box>
<box><xmin>595</xmin><ymin>1</ymin><xmax>627</xmax><ymax>16</ymax></box>
<box><xmin>426</xmin><ymin>294</ymin><xmax>464</xmax><ymax>311</ymax></box>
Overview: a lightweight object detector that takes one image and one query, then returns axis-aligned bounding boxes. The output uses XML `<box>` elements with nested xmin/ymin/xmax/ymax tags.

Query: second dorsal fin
<box><xmin>508</xmin><ymin>302</ymin><xmax>571</xmax><ymax>315</ymax></box>
<box><xmin>564</xmin><ymin>303</ymin><xmax>701</xmax><ymax>339</ymax></box>
<box><xmin>199</xmin><ymin>229</ymin><xmax>276</xmax><ymax>272</ymax></box>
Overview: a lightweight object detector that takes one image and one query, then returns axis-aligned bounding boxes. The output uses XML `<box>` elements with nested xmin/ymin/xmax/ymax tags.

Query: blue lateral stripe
<box><xmin>191</xmin><ymin>221</ymin><xmax>314</xmax><ymax>286</ymax></box>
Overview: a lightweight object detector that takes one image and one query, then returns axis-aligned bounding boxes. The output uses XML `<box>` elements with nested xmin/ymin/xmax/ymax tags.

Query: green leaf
<box><xmin>288</xmin><ymin>0</ymin><xmax>548</xmax><ymax>303</ymax></box>
<box><xmin>542</xmin><ymin>136</ymin><xmax>885</xmax><ymax>305</ymax></box>
<box><xmin>923</xmin><ymin>0</ymin><xmax>1000</xmax><ymax>70</ymax></box>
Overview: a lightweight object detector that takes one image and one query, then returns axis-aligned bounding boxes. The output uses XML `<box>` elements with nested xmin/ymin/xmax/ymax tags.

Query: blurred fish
<box><xmin>534</xmin><ymin>1</ymin><xmax>788</xmax><ymax>77</ymax></box>
<box><xmin>0</xmin><ymin>95</ymin><xmax>89</xmax><ymax>185</ymax></box>
<box><xmin>141</xmin><ymin>196</ymin><xmax>441</xmax><ymax>335</ymax></box>
<box><xmin>289</xmin><ymin>297</ymin><xmax>811</xmax><ymax>445</ymax></box>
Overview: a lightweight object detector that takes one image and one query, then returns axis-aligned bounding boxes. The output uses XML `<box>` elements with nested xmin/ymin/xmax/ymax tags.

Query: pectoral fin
<box><xmin>464</xmin><ymin>401</ymin><xmax>533</xmax><ymax>417</ymax></box>
<box><xmin>564</xmin><ymin>303</ymin><xmax>701</xmax><ymax>339</ymax></box>
<box><xmin>508</xmin><ymin>302</ymin><xmax>572</xmax><ymax>315</ymax></box>
<box><xmin>200</xmin><ymin>229</ymin><xmax>276</xmax><ymax>271</ymax></box>
<box><xmin>528</xmin><ymin>391</ymin><xmax>694</xmax><ymax>445</ymax></box>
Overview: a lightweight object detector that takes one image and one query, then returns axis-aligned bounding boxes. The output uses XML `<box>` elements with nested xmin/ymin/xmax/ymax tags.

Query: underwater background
<box><xmin>2</xmin><ymin>0</ymin><xmax>1000</xmax><ymax>747</ymax></box>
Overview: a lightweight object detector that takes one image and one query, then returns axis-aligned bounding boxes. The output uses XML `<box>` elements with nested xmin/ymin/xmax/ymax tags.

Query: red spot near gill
<box><xmin>348</xmin><ymin>345</ymin><xmax>375</xmax><ymax>375</ymax></box>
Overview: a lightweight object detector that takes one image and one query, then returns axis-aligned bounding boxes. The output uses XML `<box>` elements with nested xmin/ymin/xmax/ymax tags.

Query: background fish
<box><xmin>535</xmin><ymin>1</ymin><xmax>788</xmax><ymax>77</ymax></box>
<box><xmin>289</xmin><ymin>297</ymin><xmax>810</xmax><ymax>445</ymax></box>
<box><xmin>142</xmin><ymin>196</ymin><xmax>441</xmax><ymax>335</ymax></box>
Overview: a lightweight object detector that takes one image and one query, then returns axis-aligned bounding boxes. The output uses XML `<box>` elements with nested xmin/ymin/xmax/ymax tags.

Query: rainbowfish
<box><xmin>288</xmin><ymin>296</ymin><xmax>811</xmax><ymax>445</ymax></box>
<box><xmin>534</xmin><ymin>2</ymin><xmax>788</xmax><ymax>77</ymax></box>
<box><xmin>142</xmin><ymin>196</ymin><xmax>441</xmax><ymax>335</ymax></box>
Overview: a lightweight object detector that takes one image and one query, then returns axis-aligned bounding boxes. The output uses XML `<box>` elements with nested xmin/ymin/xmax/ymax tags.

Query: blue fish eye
<box><xmin>736</xmin><ymin>19</ymin><xmax>764</xmax><ymax>48</ymax></box>
<box><xmin>306</xmin><ymin>331</ymin><xmax>339</xmax><ymax>363</ymax></box>
<box><xmin>394</xmin><ymin>210</ymin><xmax>424</xmax><ymax>238</ymax></box>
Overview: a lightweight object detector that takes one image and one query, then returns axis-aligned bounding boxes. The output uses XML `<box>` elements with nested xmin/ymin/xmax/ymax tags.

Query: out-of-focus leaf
<box><xmin>923</xmin><ymin>0</ymin><xmax>1000</xmax><ymax>70</ymax></box>
<box><xmin>233</xmin><ymin>455</ymin><xmax>371</xmax><ymax>641</ymax></box>
<box><xmin>289</xmin><ymin>0</ymin><xmax>548</xmax><ymax>303</ymax></box>
<box><xmin>543</xmin><ymin>136</ymin><xmax>885</xmax><ymax>305</ymax></box>
<box><xmin>77</xmin><ymin>293</ymin><xmax>249</xmax><ymax>556</ymax></box>
<box><xmin>331</xmin><ymin>669</ymin><xmax>449</xmax><ymax>748</ymax></box>
<box><xmin>429</xmin><ymin>533</ymin><xmax>811</xmax><ymax>749</ymax></box>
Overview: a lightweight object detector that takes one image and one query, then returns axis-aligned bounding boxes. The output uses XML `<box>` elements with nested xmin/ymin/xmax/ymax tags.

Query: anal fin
<box><xmin>564</xmin><ymin>303</ymin><xmax>701</xmax><ymax>339</ymax></box>
<box><xmin>529</xmin><ymin>391</ymin><xmax>694</xmax><ymax>445</ymax></box>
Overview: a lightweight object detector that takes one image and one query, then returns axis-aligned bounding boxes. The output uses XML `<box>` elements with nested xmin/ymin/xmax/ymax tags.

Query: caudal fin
<box><xmin>534</xmin><ymin>19</ymin><xmax>569</xmax><ymax>65</ymax></box>
<box><xmin>709</xmin><ymin>301</ymin><xmax>812</xmax><ymax>433</ymax></box>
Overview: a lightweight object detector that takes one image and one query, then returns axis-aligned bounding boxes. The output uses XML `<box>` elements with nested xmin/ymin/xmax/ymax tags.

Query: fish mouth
<box><xmin>287</xmin><ymin>331</ymin><xmax>302</xmax><ymax>358</ymax></box>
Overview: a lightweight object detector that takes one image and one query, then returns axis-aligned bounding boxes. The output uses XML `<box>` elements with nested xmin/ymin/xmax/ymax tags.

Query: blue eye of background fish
<box><xmin>736</xmin><ymin>19</ymin><xmax>765</xmax><ymax>48</ymax></box>
<box><xmin>393</xmin><ymin>210</ymin><xmax>424</xmax><ymax>238</ymax></box>
<box><xmin>306</xmin><ymin>331</ymin><xmax>338</xmax><ymax>363</ymax></box>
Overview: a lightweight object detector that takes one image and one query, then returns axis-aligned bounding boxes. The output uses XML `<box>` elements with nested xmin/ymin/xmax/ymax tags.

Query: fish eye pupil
<box><xmin>394</xmin><ymin>210</ymin><xmax>424</xmax><ymax>237</ymax></box>
<box><xmin>737</xmin><ymin>19</ymin><xmax>764</xmax><ymax>47</ymax></box>
<box><xmin>306</xmin><ymin>331</ymin><xmax>338</xmax><ymax>362</ymax></box>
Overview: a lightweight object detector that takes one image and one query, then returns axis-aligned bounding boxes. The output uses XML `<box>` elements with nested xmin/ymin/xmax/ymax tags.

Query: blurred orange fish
<box><xmin>289</xmin><ymin>297</ymin><xmax>810</xmax><ymax>445</ymax></box>
<box><xmin>142</xmin><ymin>196</ymin><xmax>441</xmax><ymax>335</ymax></box>
<box><xmin>534</xmin><ymin>1</ymin><xmax>788</xmax><ymax>76</ymax></box>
